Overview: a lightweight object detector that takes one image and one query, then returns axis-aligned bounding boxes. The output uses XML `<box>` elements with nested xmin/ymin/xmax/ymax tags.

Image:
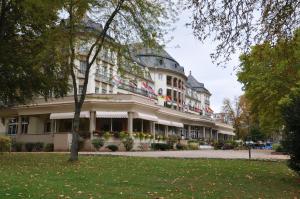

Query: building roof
<box><xmin>130</xmin><ymin>45</ymin><xmax>185</xmax><ymax>76</ymax></box>
<box><xmin>187</xmin><ymin>72</ymin><xmax>211</xmax><ymax>95</ymax></box>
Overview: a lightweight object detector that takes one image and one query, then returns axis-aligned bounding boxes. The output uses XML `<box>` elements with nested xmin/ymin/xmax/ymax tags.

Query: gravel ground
<box><xmin>80</xmin><ymin>149</ymin><xmax>289</xmax><ymax>160</ymax></box>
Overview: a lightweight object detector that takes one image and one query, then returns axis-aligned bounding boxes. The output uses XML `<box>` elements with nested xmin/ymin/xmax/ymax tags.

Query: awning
<box><xmin>218</xmin><ymin>130</ymin><xmax>235</xmax><ymax>136</ymax></box>
<box><xmin>50</xmin><ymin>111</ymin><xmax>90</xmax><ymax>119</ymax></box>
<box><xmin>134</xmin><ymin>112</ymin><xmax>158</xmax><ymax>121</ymax></box>
<box><xmin>157</xmin><ymin>119</ymin><xmax>184</xmax><ymax>128</ymax></box>
<box><xmin>96</xmin><ymin>111</ymin><xmax>128</xmax><ymax>118</ymax></box>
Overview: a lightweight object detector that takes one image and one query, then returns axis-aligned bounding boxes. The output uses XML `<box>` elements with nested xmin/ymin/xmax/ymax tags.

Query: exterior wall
<box><xmin>28</xmin><ymin>116</ymin><xmax>45</xmax><ymax>134</ymax></box>
<box><xmin>16</xmin><ymin>134</ymin><xmax>53</xmax><ymax>144</ymax></box>
<box><xmin>0</xmin><ymin>118</ymin><xmax>6</xmax><ymax>135</ymax></box>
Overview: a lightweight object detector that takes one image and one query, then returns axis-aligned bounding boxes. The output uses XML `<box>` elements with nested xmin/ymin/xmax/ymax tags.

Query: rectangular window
<box><xmin>79</xmin><ymin>61</ymin><xmax>87</xmax><ymax>73</ymax></box>
<box><xmin>8</xmin><ymin>118</ymin><xmax>18</xmax><ymax>135</ymax></box>
<box><xmin>95</xmin><ymin>87</ymin><xmax>99</xmax><ymax>94</ymax></box>
<box><xmin>21</xmin><ymin>117</ymin><xmax>29</xmax><ymax>134</ymax></box>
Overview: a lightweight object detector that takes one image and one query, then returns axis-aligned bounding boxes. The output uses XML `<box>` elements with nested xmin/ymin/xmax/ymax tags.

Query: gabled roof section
<box><xmin>187</xmin><ymin>72</ymin><xmax>211</xmax><ymax>95</ymax></box>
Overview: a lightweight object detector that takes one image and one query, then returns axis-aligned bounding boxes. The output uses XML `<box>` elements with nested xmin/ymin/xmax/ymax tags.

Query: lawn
<box><xmin>0</xmin><ymin>153</ymin><xmax>299</xmax><ymax>199</ymax></box>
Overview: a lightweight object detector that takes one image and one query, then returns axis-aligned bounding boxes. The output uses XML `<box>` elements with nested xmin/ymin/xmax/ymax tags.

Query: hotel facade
<box><xmin>0</xmin><ymin>20</ymin><xmax>234</xmax><ymax>151</ymax></box>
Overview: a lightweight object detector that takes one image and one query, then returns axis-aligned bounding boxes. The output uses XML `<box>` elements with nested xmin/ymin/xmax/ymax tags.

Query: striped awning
<box><xmin>96</xmin><ymin>111</ymin><xmax>128</xmax><ymax>118</ymax></box>
<box><xmin>218</xmin><ymin>130</ymin><xmax>235</xmax><ymax>136</ymax></box>
<box><xmin>50</xmin><ymin>111</ymin><xmax>90</xmax><ymax>119</ymax></box>
<box><xmin>134</xmin><ymin>112</ymin><xmax>158</xmax><ymax>122</ymax></box>
<box><xmin>157</xmin><ymin>119</ymin><xmax>184</xmax><ymax>128</ymax></box>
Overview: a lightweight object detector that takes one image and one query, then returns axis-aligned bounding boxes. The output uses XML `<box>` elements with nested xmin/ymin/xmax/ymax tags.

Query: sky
<box><xmin>165</xmin><ymin>10</ymin><xmax>243</xmax><ymax>112</ymax></box>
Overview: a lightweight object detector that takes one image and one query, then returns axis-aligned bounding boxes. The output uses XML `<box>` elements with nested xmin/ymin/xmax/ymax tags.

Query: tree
<box><xmin>187</xmin><ymin>0</ymin><xmax>300</xmax><ymax>64</ymax></box>
<box><xmin>0</xmin><ymin>0</ymin><xmax>69</xmax><ymax>106</ymax></box>
<box><xmin>63</xmin><ymin>0</ymin><xmax>176</xmax><ymax>161</ymax></box>
<box><xmin>222</xmin><ymin>95</ymin><xmax>251</xmax><ymax>139</ymax></box>
<box><xmin>281</xmin><ymin>89</ymin><xmax>300</xmax><ymax>175</ymax></box>
<box><xmin>238</xmin><ymin>29</ymin><xmax>300</xmax><ymax>135</ymax></box>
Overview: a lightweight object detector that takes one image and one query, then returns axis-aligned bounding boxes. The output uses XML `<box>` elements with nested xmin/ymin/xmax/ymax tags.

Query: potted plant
<box><xmin>92</xmin><ymin>138</ymin><xmax>105</xmax><ymax>151</ymax></box>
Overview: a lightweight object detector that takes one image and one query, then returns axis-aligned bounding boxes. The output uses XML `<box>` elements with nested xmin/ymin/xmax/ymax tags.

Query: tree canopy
<box><xmin>0</xmin><ymin>0</ymin><xmax>69</xmax><ymax>107</ymax></box>
<box><xmin>238</xmin><ymin>29</ymin><xmax>300</xmax><ymax>135</ymax></box>
<box><xmin>188</xmin><ymin>0</ymin><xmax>300</xmax><ymax>64</ymax></box>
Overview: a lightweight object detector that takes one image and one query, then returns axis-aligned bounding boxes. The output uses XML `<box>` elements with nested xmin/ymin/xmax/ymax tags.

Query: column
<box><xmin>127</xmin><ymin>112</ymin><xmax>133</xmax><ymax>136</ymax></box>
<box><xmin>141</xmin><ymin>119</ymin><xmax>144</xmax><ymax>132</ymax></box>
<box><xmin>188</xmin><ymin>125</ymin><xmax>191</xmax><ymax>139</ymax></box>
<box><xmin>17</xmin><ymin>115</ymin><xmax>22</xmax><ymax>135</ymax></box>
<box><xmin>110</xmin><ymin>118</ymin><xmax>113</xmax><ymax>132</ymax></box>
<box><xmin>89</xmin><ymin>111</ymin><xmax>96</xmax><ymax>140</ymax></box>
<box><xmin>203</xmin><ymin>126</ymin><xmax>206</xmax><ymax>140</ymax></box>
<box><xmin>165</xmin><ymin>125</ymin><xmax>169</xmax><ymax>138</ymax></box>
<box><xmin>216</xmin><ymin>131</ymin><xmax>219</xmax><ymax>141</ymax></box>
<box><xmin>50</xmin><ymin>119</ymin><xmax>56</xmax><ymax>134</ymax></box>
<box><xmin>171</xmin><ymin>77</ymin><xmax>174</xmax><ymax>109</ymax></box>
<box><xmin>210</xmin><ymin>128</ymin><xmax>213</xmax><ymax>141</ymax></box>
<box><xmin>151</xmin><ymin>122</ymin><xmax>155</xmax><ymax>142</ymax></box>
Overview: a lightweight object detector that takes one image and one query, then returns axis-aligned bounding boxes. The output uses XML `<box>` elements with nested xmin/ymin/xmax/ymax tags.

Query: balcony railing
<box><xmin>95</xmin><ymin>73</ymin><xmax>112</xmax><ymax>84</ymax></box>
<box><xmin>118</xmin><ymin>84</ymin><xmax>157</xmax><ymax>99</ymax></box>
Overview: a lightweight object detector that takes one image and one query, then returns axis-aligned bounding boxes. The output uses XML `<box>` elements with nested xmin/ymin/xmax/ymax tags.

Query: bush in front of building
<box><xmin>92</xmin><ymin>138</ymin><xmax>105</xmax><ymax>151</ymax></box>
<box><xmin>104</xmin><ymin>132</ymin><xmax>111</xmax><ymax>140</ymax></box>
<box><xmin>0</xmin><ymin>136</ymin><xmax>11</xmax><ymax>152</ymax></box>
<box><xmin>11</xmin><ymin>142</ymin><xmax>23</xmax><ymax>152</ymax></box>
<box><xmin>167</xmin><ymin>135</ymin><xmax>180</xmax><ymax>149</ymax></box>
<box><xmin>213</xmin><ymin>141</ymin><xmax>224</xmax><ymax>150</ymax></box>
<box><xmin>25</xmin><ymin>143</ymin><xmax>35</xmax><ymax>152</ymax></box>
<box><xmin>176</xmin><ymin>143</ymin><xmax>188</xmax><ymax>150</ymax></box>
<box><xmin>44</xmin><ymin>143</ymin><xmax>54</xmax><ymax>152</ymax></box>
<box><xmin>34</xmin><ymin>142</ymin><xmax>44</xmax><ymax>152</ymax></box>
<box><xmin>151</xmin><ymin>143</ymin><xmax>171</xmax><ymax>151</ymax></box>
<box><xmin>122</xmin><ymin>137</ymin><xmax>134</xmax><ymax>151</ymax></box>
<box><xmin>188</xmin><ymin>142</ymin><xmax>199</xmax><ymax>150</ymax></box>
<box><xmin>106</xmin><ymin>144</ymin><xmax>118</xmax><ymax>152</ymax></box>
<box><xmin>119</xmin><ymin>131</ymin><xmax>129</xmax><ymax>140</ymax></box>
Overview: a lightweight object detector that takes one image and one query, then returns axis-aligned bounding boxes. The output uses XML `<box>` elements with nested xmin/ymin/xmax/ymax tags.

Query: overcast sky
<box><xmin>165</xmin><ymin>10</ymin><xmax>243</xmax><ymax>112</ymax></box>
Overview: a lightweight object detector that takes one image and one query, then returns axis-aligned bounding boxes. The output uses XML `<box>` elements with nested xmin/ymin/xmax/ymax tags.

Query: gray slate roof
<box><xmin>187</xmin><ymin>73</ymin><xmax>211</xmax><ymax>95</ymax></box>
<box><xmin>130</xmin><ymin>45</ymin><xmax>185</xmax><ymax>75</ymax></box>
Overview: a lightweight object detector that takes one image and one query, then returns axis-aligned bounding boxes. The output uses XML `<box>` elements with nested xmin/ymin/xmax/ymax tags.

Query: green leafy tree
<box><xmin>238</xmin><ymin>29</ymin><xmax>300</xmax><ymax>135</ymax></box>
<box><xmin>281</xmin><ymin>89</ymin><xmax>300</xmax><ymax>175</ymax></box>
<box><xmin>187</xmin><ymin>0</ymin><xmax>300</xmax><ymax>64</ymax></box>
<box><xmin>63</xmin><ymin>0</ymin><xmax>176</xmax><ymax>161</ymax></box>
<box><xmin>0</xmin><ymin>0</ymin><xmax>69</xmax><ymax>106</ymax></box>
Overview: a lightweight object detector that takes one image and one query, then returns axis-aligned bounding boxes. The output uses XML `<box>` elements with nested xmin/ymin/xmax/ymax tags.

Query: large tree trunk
<box><xmin>69</xmin><ymin>105</ymin><xmax>81</xmax><ymax>161</ymax></box>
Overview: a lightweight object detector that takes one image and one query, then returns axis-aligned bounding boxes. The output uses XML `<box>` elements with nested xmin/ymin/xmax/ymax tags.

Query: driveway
<box><xmin>80</xmin><ymin>150</ymin><xmax>289</xmax><ymax>160</ymax></box>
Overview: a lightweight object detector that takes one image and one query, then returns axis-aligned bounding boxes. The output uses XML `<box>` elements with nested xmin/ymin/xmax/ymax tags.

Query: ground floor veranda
<box><xmin>0</xmin><ymin>94</ymin><xmax>234</xmax><ymax>151</ymax></box>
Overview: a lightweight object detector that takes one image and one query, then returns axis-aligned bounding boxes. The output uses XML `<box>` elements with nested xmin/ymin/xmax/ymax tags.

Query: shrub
<box><xmin>25</xmin><ymin>143</ymin><xmax>35</xmax><ymax>152</ymax></box>
<box><xmin>104</xmin><ymin>132</ymin><xmax>111</xmax><ymax>140</ymax></box>
<box><xmin>167</xmin><ymin>135</ymin><xmax>179</xmax><ymax>149</ymax></box>
<box><xmin>12</xmin><ymin>142</ymin><xmax>23</xmax><ymax>152</ymax></box>
<box><xmin>44</xmin><ymin>143</ymin><xmax>54</xmax><ymax>152</ymax></box>
<box><xmin>34</xmin><ymin>142</ymin><xmax>44</xmax><ymax>152</ymax></box>
<box><xmin>122</xmin><ymin>137</ymin><xmax>134</xmax><ymax>151</ymax></box>
<box><xmin>92</xmin><ymin>138</ymin><xmax>105</xmax><ymax>151</ymax></box>
<box><xmin>0</xmin><ymin>136</ymin><xmax>11</xmax><ymax>152</ymax></box>
<box><xmin>176</xmin><ymin>143</ymin><xmax>188</xmax><ymax>150</ymax></box>
<box><xmin>188</xmin><ymin>142</ymin><xmax>199</xmax><ymax>150</ymax></box>
<box><xmin>106</xmin><ymin>144</ymin><xmax>118</xmax><ymax>152</ymax></box>
<box><xmin>151</xmin><ymin>143</ymin><xmax>171</xmax><ymax>151</ymax></box>
<box><xmin>213</xmin><ymin>141</ymin><xmax>224</xmax><ymax>150</ymax></box>
<box><xmin>119</xmin><ymin>131</ymin><xmax>129</xmax><ymax>140</ymax></box>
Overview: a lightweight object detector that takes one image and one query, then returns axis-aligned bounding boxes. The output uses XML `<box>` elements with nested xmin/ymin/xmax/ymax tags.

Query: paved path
<box><xmin>80</xmin><ymin>150</ymin><xmax>289</xmax><ymax>160</ymax></box>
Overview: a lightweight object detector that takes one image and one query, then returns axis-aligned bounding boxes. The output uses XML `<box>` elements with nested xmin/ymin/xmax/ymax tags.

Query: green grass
<box><xmin>0</xmin><ymin>153</ymin><xmax>299</xmax><ymax>199</ymax></box>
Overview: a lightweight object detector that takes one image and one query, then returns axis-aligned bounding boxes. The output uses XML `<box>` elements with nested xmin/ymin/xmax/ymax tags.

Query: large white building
<box><xmin>0</xmin><ymin>17</ymin><xmax>234</xmax><ymax>151</ymax></box>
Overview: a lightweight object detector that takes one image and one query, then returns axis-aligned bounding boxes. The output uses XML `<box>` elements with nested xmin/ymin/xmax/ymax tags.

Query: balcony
<box><xmin>118</xmin><ymin>84</ymin><xmax>157</xmax><ymax>99</ymax></box>
<box><xmin>95</xmin><ymin>73</ymin><xmax>112</xmax><ymax>84</ymax></box>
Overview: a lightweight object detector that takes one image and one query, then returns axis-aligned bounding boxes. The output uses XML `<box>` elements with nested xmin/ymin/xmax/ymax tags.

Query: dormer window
<box><xmin>158</xmin><ymin>59</ymin><xmax>163</xmax><ymax>65</ymax></box>
<box><xmin>175</xmin><ymin>63</ymin><xmax>178</xmax><ymax>68</ymax></box>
